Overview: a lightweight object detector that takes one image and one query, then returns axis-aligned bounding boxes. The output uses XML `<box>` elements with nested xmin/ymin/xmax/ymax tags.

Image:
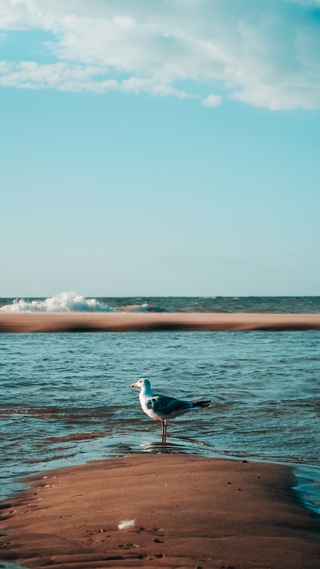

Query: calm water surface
<box><xmin>1</xmin><ymin>331</ymin><xmax>320</xmax><ymax>514</ymax></box>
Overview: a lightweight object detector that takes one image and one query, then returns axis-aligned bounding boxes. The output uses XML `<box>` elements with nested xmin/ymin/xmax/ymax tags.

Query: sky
<box><xmin>1</xmin><ymin>0</ymin><xmax>320</xmax><ymax>297</ymax></box>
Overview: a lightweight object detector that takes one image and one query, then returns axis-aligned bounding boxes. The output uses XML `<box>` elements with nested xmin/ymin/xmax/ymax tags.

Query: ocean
<box><xmin>1</xmin><ymin>292</ymin><xmax>320</xmax><ymax>313</ymax></box>
<box><xmin>1</xmin><ymin>294</ymin><xmax>320</xmax><ymax>519</ymax></box>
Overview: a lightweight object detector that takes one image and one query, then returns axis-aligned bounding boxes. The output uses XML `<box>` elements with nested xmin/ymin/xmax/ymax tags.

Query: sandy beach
<box><xmin>1</xmin><ymin>454</ymin><xmax>319</xmax><ymax>569</ymax></box>
<box><xmin>1</xmin><ymin>312</ymin><xmax>320</xmax><ymax>332</ymax></box>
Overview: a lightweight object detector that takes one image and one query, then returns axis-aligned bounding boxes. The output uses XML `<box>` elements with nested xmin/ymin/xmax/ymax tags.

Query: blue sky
<box><xmin>1</xmin><ymin>0</ymin><xmax>320</xmax><ymax>297</ymax></box>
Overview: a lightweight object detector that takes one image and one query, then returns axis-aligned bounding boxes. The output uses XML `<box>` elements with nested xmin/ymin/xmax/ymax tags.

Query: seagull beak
<box><xmin>131</xmin><ymin>382</ymin><xmax>138</xmax><ymax>388</ymax></box>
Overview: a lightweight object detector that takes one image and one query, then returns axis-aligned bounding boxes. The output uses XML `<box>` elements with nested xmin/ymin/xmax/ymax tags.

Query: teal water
<box><xmin>1</xmin><ymin>293</ymin><xmax>320</xmax><ymax>313</ymax></box>
<box><xmin>1</xmin><ymin>329</ymin><xmax>319</xmax><ymax>515</ymax></box>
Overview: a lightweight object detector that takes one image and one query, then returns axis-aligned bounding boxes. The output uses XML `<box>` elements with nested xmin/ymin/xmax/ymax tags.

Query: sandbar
<box><xmin>1</xmin><ymin>454</ymin><xmax>319</xmax><ymax>568</ymax></box>
<box><xmin>1</xmin><ymin>312</ymin><xmax>320</xmax><ymax>332</ymax></box>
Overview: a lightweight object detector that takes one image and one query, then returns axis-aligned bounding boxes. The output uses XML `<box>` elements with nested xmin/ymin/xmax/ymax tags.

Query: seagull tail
<box><xmin>193</xmin><ymin>400</ymin><xmax>211</xmax><ymax>408</ymax></box>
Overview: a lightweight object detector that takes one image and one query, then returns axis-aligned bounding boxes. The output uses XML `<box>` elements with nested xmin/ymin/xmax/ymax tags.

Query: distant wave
<box><xmin>0</xmin><ymin>291</ymin><xmax>115</xmax><ymax>313</ymax></box>
<box><xmin>1</xmin><ymin>292</ymin><xmax>319</xmax><ymax>314</ymax></box>
<box><xmin>0</xmin><ymin>291</ymin><xmax>171</xmax><ymax>313</ymax></box>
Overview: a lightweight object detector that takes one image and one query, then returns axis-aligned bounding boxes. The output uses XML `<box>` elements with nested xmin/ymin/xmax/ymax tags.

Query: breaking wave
<box><xmin>0</xmin><ymin>291</ymin><xmax>115</xmax><ymax>313</ymax></box>
<box><xmin>1</xmin><ymin>293</ymin><xmax>319</xmax><ymax>314</ymax></box>
<box><xmin>0</xmin><ymin>291</ymin><xmax>172</xmax><ymax>313</ymax></box>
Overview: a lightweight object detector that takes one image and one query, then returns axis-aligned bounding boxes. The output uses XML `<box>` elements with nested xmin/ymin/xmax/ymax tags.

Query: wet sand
<box><xmin>1</xmin><ymin>312</ymin><xmax>320</xmax><ymax>332</ymax></box>
<box><xmin>1</xmin><ymin>455</ymin><xmax>319</xmax><ymax>568</ymax></box>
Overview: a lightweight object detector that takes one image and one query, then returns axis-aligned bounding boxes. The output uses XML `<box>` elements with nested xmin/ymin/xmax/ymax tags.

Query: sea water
<box><xmin>1</xmin><ymin>298</ymin><xmax>320</xmax><ymax>518</ymax></box>
<box><xmin>1</xmin><ymin>292</ymin><xmax>320</xmax><ymax>314</ymax></box>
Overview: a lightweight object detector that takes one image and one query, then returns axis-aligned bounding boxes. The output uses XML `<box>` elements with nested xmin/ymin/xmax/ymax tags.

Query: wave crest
<box><xmin>0</xmin><ymin>291</ymin><xmax>115</xmax><ymax>313</ymax></box>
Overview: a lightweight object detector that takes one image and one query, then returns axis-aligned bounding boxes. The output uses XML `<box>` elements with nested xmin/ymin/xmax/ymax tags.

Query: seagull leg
<box><xmin>162</xmin><ymin>419</ymin><xmax>167</xmax><ymax>446</ymax></box>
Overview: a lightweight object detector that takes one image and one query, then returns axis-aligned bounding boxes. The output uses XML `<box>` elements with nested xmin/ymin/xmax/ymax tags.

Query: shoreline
<box><xmin>1</xmin><ymin>311</ymin><xmax>320</xmax><ymax>332</ymax></box>
<box><xmin>1</xmin><ymin>455</ymin><xmax>320</xmax><ymax>568</ymax></box>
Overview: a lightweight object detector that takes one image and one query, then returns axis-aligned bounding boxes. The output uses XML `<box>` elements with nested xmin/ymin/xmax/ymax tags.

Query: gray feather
<box><xmin>146</xmin><ymin>395</ymin><xmax>192</xmax><ymax>415</ymax></box>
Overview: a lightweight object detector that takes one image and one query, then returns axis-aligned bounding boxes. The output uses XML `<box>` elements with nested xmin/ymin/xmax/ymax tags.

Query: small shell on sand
<box><xmin>118</xmin><ymin>519</ymin><xmax>135</xmax><ymax>530</ymax></box>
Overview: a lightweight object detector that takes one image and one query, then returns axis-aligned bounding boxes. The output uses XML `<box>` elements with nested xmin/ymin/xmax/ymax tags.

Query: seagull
<box><xmin>131</xmin><ymin>378</ymin><xmax>210</xmax><ymax>445</ymax></box>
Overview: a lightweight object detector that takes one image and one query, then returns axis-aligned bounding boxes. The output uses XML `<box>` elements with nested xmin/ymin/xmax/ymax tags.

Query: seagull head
<box><xmin>131</xmin><ymin>378</ymin><xmax>151</xmax><ymax>390</ymax></box>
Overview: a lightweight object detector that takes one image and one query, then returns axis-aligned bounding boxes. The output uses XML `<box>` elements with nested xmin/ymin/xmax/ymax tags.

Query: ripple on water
<box><xmin>1</xmin><ymin>330</ymin><xmax>320</xmax><ymax>514</ymax></box>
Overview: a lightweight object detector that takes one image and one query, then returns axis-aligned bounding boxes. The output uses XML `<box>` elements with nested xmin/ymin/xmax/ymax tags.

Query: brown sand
<box><xmin>1</xmin><ymin>312</ymin><xmax>320</xmax><ymax>332</ymax></box>
<box><xmin>1</xmin><ymin>455</ymin><xmax>319</xmax><ymax>569</ymax></box>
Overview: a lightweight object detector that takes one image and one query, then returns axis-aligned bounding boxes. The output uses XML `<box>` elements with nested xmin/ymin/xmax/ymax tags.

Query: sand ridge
<box><xmin>1</xmin><ymin>311</ymin><xmax>320</xmax><ymax>332</ymax></box>
<box><xmin>1</xmin><ymin>454</ymin><xmax>320</xmax><ymax>568</ymax></box>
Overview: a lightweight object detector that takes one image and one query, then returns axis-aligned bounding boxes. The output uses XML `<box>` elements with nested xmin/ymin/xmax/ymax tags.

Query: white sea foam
<box><xmin>0</xmin><ymin>291</ymin><xmax>115</xmax><ymax>313</ymax></box>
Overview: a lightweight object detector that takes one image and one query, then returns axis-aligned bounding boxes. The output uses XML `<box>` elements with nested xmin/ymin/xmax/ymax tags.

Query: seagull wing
<box><xmin>146</xmin><ymin>394</ymin><xmax>192</xmax><ymax>416</ymax></box>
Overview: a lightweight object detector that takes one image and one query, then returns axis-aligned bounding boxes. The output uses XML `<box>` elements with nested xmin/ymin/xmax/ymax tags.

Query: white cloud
<box><xmin>0</xmin><ymin>59</ymin><xmax>192</xmax><ymax>97</ymax></box>
<box><xmin>113</xmin><ymin>15</ymin><xmax>135</xmax><ymax>28</ymax></box>
<box><xmin>0</xmin><ymin>60</ymin><xmax>113</xmax><ymax>91</ymax></box>
<box><xmin>0</xmin><ymin>0</ymin><xmax>320</xmax><ymax>109</ymax></box>
<box><xmin>202</xmin><ymin>94</ymin><xmax>222</xmax><ymax>107</ymax></box>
